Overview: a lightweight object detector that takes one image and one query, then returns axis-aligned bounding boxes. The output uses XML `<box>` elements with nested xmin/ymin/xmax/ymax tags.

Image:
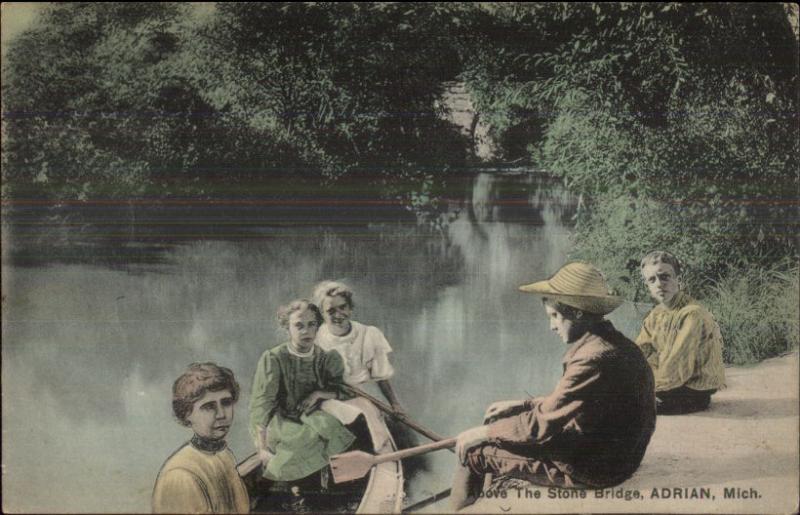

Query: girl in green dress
<box><xmin>249</xmin><ymin>299</ymin><xmax>356</xmax><ymax>482</ymax></box>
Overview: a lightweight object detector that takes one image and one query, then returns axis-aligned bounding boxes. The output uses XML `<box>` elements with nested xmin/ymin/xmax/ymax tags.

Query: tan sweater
<box><xmin>152</xmin><ymin>443</ymin><xmax>249</xmax><ymax>514</ymax></box>
<box><xmin>636</xmin><ymin>291</ymin><xmax>726</xmax><ymax>392</ymax></box>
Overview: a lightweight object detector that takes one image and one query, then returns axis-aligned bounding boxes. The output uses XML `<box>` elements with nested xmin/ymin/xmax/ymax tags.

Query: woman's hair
<box><xmin>640</xmin><ymin>250</ymin><xmax>682</xmax><ymax>277</ymax></box>
<box><xmin>172</xmin><ymin>362</ymin><xmax>239</xmax><ymax>426</ymax></box>
<box><xmin>277</xmin><ymin>299</ymin><xmax>324</xmax><ymax>329</ymax></box>
<box><xmin>312</xmin><ymin>280</ymin><xmax>355</xmax><ymax>310</ymax></box>
<box><xmin>542</xmin><ymin>297</ymin><xmax>604</xmax><ymax>323</ymax></box>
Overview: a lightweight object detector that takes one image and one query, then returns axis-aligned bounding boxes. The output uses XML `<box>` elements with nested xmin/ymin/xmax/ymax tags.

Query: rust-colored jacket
<box><xmin>488</xmin><ymin>321</ymin><xmax>656</xmax><ymax>487</ymax></box>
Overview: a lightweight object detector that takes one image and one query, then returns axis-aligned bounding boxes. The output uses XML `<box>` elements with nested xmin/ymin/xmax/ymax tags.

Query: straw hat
<box><xmin>519</xmin><ymin>261</ymin><xmax>623</xmax><ymax>315</ymax></box>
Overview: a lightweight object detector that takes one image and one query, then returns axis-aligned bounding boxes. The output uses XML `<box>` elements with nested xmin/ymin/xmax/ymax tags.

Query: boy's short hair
<box><xmin>640</xmin><ymin>251</ymin><xmax>682</xmax><ymax>277</ymax></box>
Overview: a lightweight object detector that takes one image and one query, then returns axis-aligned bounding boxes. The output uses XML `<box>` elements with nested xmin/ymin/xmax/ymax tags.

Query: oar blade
<box><xmin>329</xmin><ymin>450</ymin><xmax>376</xmax><ymax>484</ymax></box>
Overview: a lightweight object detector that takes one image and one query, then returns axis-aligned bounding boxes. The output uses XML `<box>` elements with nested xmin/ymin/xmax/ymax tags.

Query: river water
<box><xmin>1</xmin><ymin>171</ymin><xmax>646</xmax><ymax>512</ymax></box>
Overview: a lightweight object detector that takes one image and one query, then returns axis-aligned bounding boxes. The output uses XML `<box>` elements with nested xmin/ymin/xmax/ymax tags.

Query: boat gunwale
<box><xmin>356</xmin><ymin>428</ymin><xmax>404</xmax><ymax>514</ymax></box>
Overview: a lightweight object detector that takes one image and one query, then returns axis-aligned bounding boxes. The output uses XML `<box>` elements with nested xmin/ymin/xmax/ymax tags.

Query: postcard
<box><xmin>2</xmin><ymin>3</ymin><xmax>798</xmax><ymax>514</ymax></box>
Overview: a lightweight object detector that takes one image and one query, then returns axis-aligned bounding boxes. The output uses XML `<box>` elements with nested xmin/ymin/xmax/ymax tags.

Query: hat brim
<box><xmin>519</xmin><ymin>280</ymin><xmax>624</xmax><ymax>315</ymax></box>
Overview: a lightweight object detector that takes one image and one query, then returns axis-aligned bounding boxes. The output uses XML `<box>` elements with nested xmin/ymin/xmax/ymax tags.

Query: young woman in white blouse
<box><xmin>312</xmin><ymin>280</ymin><xmax>405</xmax><ymax>453</ymax></box>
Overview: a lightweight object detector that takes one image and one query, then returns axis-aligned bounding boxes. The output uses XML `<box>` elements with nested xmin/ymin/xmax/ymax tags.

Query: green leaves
<box><xmin>3</xmin><ymin>2</ymin><xmax>473</xmax><ymax>198</ymax></box>
<box><xmin>2</xmin><ymin>2</ymin><xmax>210</xmax><ymax>197</ymax></box>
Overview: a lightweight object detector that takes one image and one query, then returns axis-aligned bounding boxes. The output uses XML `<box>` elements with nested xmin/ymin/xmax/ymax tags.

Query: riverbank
<box><xmin>419</xmin><ymin>351</ymin><xmax>799</xmax><ymax>514</ymax></box>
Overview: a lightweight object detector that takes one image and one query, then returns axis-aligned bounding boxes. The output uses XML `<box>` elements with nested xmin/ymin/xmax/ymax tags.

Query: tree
<box><xmin>2</xmin><ymin>3</ymin><xmax>230</xmax><ymax>198</ymax></box>
<box><xmin>2</xmin><ymin>3</ymin><xmax>472</xmax><ymax>199</ymax></box>
<box><xmin>189</xmin><ymin>2</ymin><xmax>468</xmax><ymax>183</ymax></box>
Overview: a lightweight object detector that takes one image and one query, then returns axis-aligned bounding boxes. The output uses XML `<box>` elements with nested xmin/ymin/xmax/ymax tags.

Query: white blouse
<box><xmin>316</xmin><ymin>321</ymin><xmax>395</xmax><ymax>385</ymax></box>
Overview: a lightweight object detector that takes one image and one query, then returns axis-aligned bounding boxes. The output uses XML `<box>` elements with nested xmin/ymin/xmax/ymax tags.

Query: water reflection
<box><xmin>2</xmin><ymin>172</ymin><xmax>646</xmax><ymax>512</ymax></box>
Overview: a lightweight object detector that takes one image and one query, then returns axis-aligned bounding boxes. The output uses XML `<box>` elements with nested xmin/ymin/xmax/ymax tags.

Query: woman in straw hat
<box><xmin>450</xmin><ymin>262</ymin><xmax>656</xmax><ymax>510</ymax></box>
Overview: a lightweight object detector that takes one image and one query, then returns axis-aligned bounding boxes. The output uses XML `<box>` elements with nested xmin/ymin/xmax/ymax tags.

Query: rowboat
<box><xmin>237</xmin><ymin>414</ymin><xmax>404</xmax><ymax>513</ymax></box>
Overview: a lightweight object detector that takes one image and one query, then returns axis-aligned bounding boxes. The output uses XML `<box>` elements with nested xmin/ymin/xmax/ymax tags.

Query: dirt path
<box><xmin>418</xmin><ymin>352</ymin><xmax>799</xmax><ymax>514</ymax></box>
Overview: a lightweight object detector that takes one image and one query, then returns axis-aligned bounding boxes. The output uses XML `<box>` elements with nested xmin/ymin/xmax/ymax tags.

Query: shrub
<box><xmin>2</xmin><ymin>3</ymin><xmax>470</xmax><ymax>200</ymax></box>
<box><xmin>703</xmin><ymin>263</ymin><xmax>799</xmax><ymax>365</ymax></box>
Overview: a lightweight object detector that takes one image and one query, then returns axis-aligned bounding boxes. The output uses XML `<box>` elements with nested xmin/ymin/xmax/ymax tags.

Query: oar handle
<box><xmin>237</xmin><ymin>452</ymin><xmax>262</xmax><ymax>477</ymax></box>
<box><xmin>373</xmin><ymin>437</ymin><xmax>457</xmax><ymax>465</ymax></box>
<box><xmin>342</xmin><ymin>384</ymin><xmax>447</xmax><ymax>442</ymax></box>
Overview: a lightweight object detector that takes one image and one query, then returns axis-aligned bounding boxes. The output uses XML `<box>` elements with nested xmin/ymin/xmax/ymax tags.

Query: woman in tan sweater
<box><xmin>152</xmin><ymin>362</ymin><xmax>250</xmax><ymax>514</ymax></box>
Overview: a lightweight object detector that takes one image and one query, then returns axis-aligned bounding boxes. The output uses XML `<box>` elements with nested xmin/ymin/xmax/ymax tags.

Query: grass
<box><xmin>703</xmin><ymin>262</ymin><xmax>799</xmax><ymax>365</ymax></box>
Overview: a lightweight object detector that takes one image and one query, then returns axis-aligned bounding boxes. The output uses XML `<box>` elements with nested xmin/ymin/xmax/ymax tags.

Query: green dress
<box><xmin>249</xmin><ymin>343</ymin><xmax>356</xmax><ymax>481</ymax></box>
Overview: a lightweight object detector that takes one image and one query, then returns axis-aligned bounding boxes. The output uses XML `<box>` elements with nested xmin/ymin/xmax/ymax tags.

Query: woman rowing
<box><xmin>451</xmin><ymin>262</ymin><xmax>656</xmax><ymax>510</ymax></box>
<box><xmin>312</xmin><ymin>280</ymin><xmax>407</xmax><ymax>454</ymax></box>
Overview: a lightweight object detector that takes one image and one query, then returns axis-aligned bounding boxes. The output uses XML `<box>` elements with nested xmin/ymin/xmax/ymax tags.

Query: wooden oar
<box><xmin>237</xmin><ymin>452</ymin><xmax>262</xmax><ymax>477</ymax></box>
<box><xmin>330</xmin><ymin>437</ymin><xmax>456</xmax><ymax>484</ymax></box>
<box><xmin>342</xmin><ymin>384</ymin><xmax>449</xmax><ymax>444</ymax></box>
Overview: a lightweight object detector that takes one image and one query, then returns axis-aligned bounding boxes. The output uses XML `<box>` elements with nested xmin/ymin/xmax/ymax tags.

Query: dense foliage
<box><xmin>3</xmin><ymin>3</ymin><xmax>210</xmax><ymax>198</ymax></box>
<box><xmin>188</xmin><ymin>3</ymin><xmax>469</xmax><ymax>183</ymax></box>
<box><xmin>1</xmin><ymin>2</ymin><xmax>469</xmax><ymax>199</ymax></box>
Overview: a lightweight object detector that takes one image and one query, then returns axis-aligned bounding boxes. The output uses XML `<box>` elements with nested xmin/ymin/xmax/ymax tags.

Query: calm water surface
<box><xmin>1</xmin><ymin>172</ymin><xmax>646</xmax><ymax>512</ymax></box>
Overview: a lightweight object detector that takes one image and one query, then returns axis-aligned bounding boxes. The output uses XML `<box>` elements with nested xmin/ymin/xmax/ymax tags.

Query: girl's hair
<box><xmin>312</xmin><ymin>280</ymin><xmax>355</xmax><ymax>310</ymax></box>
<box><xmin>640</xmin><ymin>250</ymin><xmax>682</xmax><ymax>277</ymax></box>
<box><xmin>277</xmin><ymin>299</ymin><xmax>324</xmax><ymax>329</ymax></box>
<box><xmin>172</xmin><ymin>362</ymin><xmax>239</xmax><ymax>426</ymax></box>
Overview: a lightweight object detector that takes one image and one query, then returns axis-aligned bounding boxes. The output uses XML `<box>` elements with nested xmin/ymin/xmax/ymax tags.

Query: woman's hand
<box><xmin>391</xmin><ymin>402</ymin><xmax>408</xmax><ymax>419</ymax></box>
<box><xmin>258</xmin><ymin>449</ymin><xmax>275</xmax><ymax>467</ymax></box>
<box><xmin>254</xmin><ymin>426</ymin><xmax>271</xmax><ymax>465</ymax></box>
<box><xmin>483</xmin><ymin>400</ymin><xmax>527</xmax><ymax>424</ymax></box>
<box><xmin>299</xmin><ymin>390</ymin><xmax>335</xmax><ymax>415</ymax></box>
<box><xmin>455</xmin><ymin>426</ymin><xmax>490</xmax><ymax>465</ymax></box>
